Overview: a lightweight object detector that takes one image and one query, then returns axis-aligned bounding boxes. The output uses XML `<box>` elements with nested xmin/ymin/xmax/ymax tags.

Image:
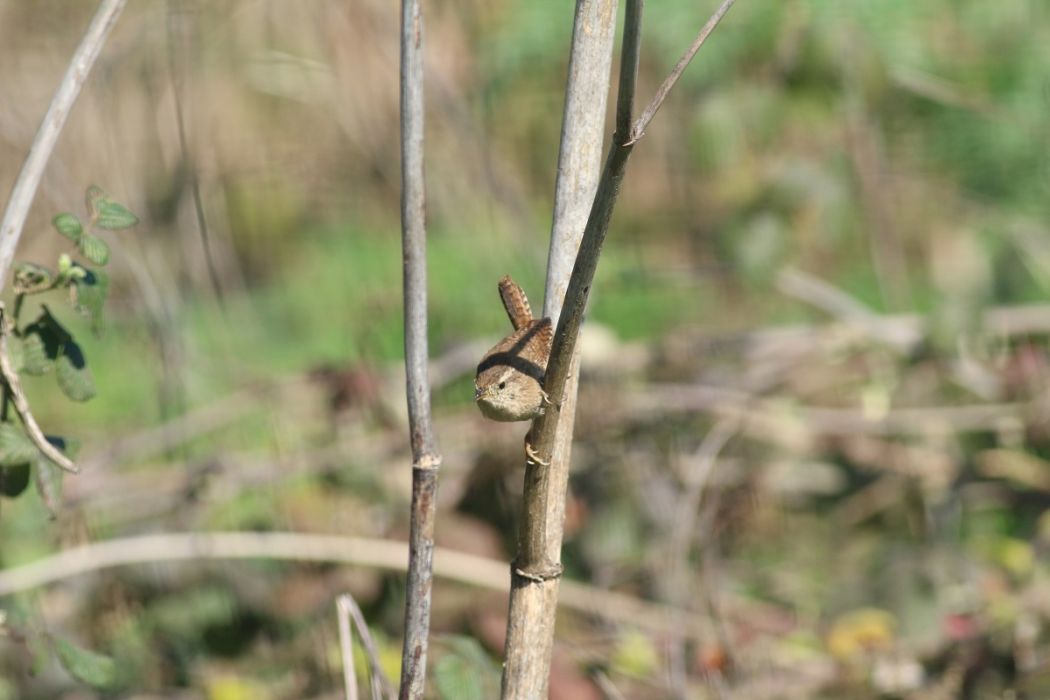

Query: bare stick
<box><xmin>398</xmin><ymin>1</ymin><xmax>442</xmax><ymax>698</ymax></box>
<box><xmin>0</xmin><ymin>306</ymin><xmax>77</xmax><ymax>474</ymax></box>
<box><xmin>629</xmin><ymin>0</ymin><xmax>737</xmax><ymax>143</ymax></box>
<box><xmin>0</xmin><ymin>532</ymin><xmax>720</xmax><ymax>640</ymax></box>
<box><xmin>337</xmin><ymin>596</ymin><xmax>361</xmax><ymax>700</ymax></box>
<box><xmin>502</xmin><ymin>2</ymin><xmax>620</xmax><ymax>698</ymax></box>
<box><xmin>338</xmin><ymin>593</ymin><xmax>395</xmax><ymax>700</ymax></box>
<box><xmin>0</xmin><ymin>0</ymin><xmax>128</xmax><ymax>291</ymax></box>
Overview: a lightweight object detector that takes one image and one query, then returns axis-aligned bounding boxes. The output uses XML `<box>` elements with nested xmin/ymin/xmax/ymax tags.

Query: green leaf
<box><xmin>53</xmin><ymin>635</ymin><xmax>121</xmax><ymax>690</ymax></box>
<box><xmin>52</xmin><ymin>213</ymin><xmax>83</xmax><ymax>242</ymax></box>
<box><xmin>0</xmin><ymin>423</ymin><xmax>41</xmax><ymax>467</ymax></box>
<box><xmin>85</xmin><ymin>185</ymin><xmax>138</xmax><ymax>230</ymax></box>
<box><xmin>433</xmin><ymin>637</ymin><xmax>500</xmax><ymax>700</ymax></box>
<box><xmin>95</xmin><ymin>200</ymin><xmax>138</xmax><ymax>230</ymax></box>
<box><xmin>34</xmin><ymin>454</ymin><xmax>64</xmax><ymax>518</ymax></box>
<box><xmin>19</xmin><ymin>332</ymin><xmax>52</xmax><ymax>375</ymax></box>
<box><xmin>56</xmin><ymin>340</ymin><xmax>95</xmax><ymax>402</ymax></box>
<box><xmin>35</xmin><ymin>436</ymin><xmax>73</xmax><ymax>515</ymax></box>
<box><xmin>71</xmin><ymin>267</ymin><xmax>109</xmax><ymax>332</ymax></box>
<box><xmin>84</xmin><ymin>185</ymin><xmax>105</xmax><ymax>220</ymax></box>
<box><xmin>25</xmin><ymin>308</ymin><xmax>96</xmax><ymax>400</ymax></box>
<box><xmin>13</xmin><ymin>262</ymin><xmax>54</xmax><ymax>294</ymax></box>
<box><xmin>76</xmin><ymin>233</ymin><xmax>110</xmax><ymax>265</ymax></box>
<box><xmin>23</xmin><ymin>308</ymin><xmax>68</xmax><ymax>364</ymax></box>
<box><xmin>0</xmin><ymin>463</ymin><xmax>31</xmax><ymax>498</ymax></box>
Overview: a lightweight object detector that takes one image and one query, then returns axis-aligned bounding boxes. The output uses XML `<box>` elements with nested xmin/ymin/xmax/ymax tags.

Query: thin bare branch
<box><xmin>338</xmin><ymin>594</ymin><xmax>395</xmax><ymax>700</ymax></box>
<box><xmin>0</xmin><ymin>306</ymin><xmax>78</xmax><ymax>474</ymax></box>
<box><xmin>337</xmin><ymin>596</ymin><xmax>361</xmax><ymax>700</ymax></box>
<box><xmin>398</xmin><ymin>0</ymin><xmax>441</xmax><ymax>696</ymax></box>
<box><xmin>0</xmin><ymin>532</ymin><xmax>719</xmax><ymax>640</ymax></box>
<box><xmin>630</xmin><ymin>0</ymin><xmax>736</xmax><ymax>143</ymax></box>
<box><xmin>0</xmin><ymin>0</ymin><xmax>128</xmax><ymax>291</ymax></box>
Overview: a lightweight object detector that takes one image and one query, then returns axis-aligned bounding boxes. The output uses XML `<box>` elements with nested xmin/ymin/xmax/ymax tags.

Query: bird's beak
<box><xmin>474</xmin><ymin>386</ymin><xmax>484</xmax><ymax>401</ymax></box>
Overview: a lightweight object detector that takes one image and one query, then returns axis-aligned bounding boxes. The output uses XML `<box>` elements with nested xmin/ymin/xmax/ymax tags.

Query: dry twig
<box><xmin>338</xmin><ymin>593</ymin><xmax>395</xmax><ymax>700</ymax></box>
<box><xmin>0</xmin><ymin>0</ymin><xmax>128</xmax><ymax>291</ymax></box>
<box><xmin>0</xmin><ymin>531</ymin><xmax>719</xmax><ymax>641</ymax></box>
<box><xmin>397</xmin><ymin>0</ymin><xmax>443</xmax><ymax>697</ymax></box>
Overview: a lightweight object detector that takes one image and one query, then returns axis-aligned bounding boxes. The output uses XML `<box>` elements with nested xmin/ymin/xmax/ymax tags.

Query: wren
<box><xmin>474</xmin><ymin>276</ymin><xmax>553</xmax><ymax>422</ymax></box>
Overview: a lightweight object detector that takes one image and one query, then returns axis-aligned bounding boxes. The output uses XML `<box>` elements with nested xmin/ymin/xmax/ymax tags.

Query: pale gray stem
<box><xmin>502</xmin><ymin>2</ymin><xmax>619</xmax><ymax>699</ymax></box>
<box><xmin>339</xmin><ymin>593</ymin><xmax>395</xmax><ymax>700</ymax></box>
<box><xmin>0</xmin><ymin>0</ymin><xmax>128</xmax><ymax>291</ymax></box>
<box><xmin>541</xmin><ymin>0</ymin><xmax>621</xmax><ymax>325</ymax></box>
<box><xmin>505</xmin><ymin>0</ymin><xmax>736</xmax><ymax>695</ymax></box>
<box><xmin>398</xmin><ymin>0</ymin><xmax>442</xmax><ymax>698</ymax></box>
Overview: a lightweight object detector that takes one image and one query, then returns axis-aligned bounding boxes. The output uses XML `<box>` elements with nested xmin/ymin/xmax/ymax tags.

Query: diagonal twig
<box><xmin>0</xmin><ymin>305</ymin><xmax>77</xmax><ymax>474</ymax></box>
<box><xmin>0</xmin><ymin>0</ymin><xmax>128</xmax><ymax>291</ymax></box>
<box><xmin>629</xmin><ymin>0</ymin><xmax>737</xmax><ymax>144</ymax></box>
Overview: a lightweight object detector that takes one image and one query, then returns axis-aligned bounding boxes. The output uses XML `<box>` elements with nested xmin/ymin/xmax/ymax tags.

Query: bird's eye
<box><xmin>498</xmin><ymin>381</ymin><xmax>506</xmax><ymax>390</ymax></box>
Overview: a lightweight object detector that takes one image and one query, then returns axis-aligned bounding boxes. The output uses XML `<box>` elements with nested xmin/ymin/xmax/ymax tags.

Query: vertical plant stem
<box><xmin>398</xmin><ymin>1</ymin><xmax>442</xmax><ymax>699</ymax></box>
<box><xmin>501</xmin><ymin>2</ymin><xmax>620</xmax><ymax>698</ymax></box>
<box><xmin>0</xmin><ymin>0</ymin><xmax>128</xmax><ymax>290</ymax></box>
<box><xmin>503</xmin><ymin>0</ymin><xmax>736</xmax><ymax>695</ymax></box>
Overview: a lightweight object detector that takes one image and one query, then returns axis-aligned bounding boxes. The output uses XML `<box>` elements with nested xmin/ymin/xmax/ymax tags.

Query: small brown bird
<box><xmin>474</xmin><ymin>276</ymin><xmax>552</xmax><ymax>422</ymax></box>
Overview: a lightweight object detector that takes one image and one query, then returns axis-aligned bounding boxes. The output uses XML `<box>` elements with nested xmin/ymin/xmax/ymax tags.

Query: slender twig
<box><xmin>0</xmin><ymin>306</ymin><xmax>77</xmax><ymax>474</ymax></box>
<box><xmin>337</xmin><ymin>596</ymin><xmax>361</xmax><ymax>700</ymax></box>
<box><xmin>0</xmin><ymin>532</ymin><xmax>721</xmax><ymax>640</ymax></box>
<box><xmin>165</xmin><ymin>0</ymin><xmax>227</xmax><ymax>309</ymax></box>
<box><xmin>629</xmin><ymin>0</ymin><xmax>737</xmax><ymax>143</ymax></box>
<box><xmin>338</xmin><ymin>593</ymin><xmax>395</xmax><ymax>700</ymax></box>
<box><xmin>593</xmin><ymin>670</ymin><xmax>629</xmax><ymax>700</ymax></box>
<box><xmin>0</xmin><ymin>0</ymin><xmax>128</xmax><ymax>291</ymax></box>
<box><xmin>398</xmin><ymin>0</ymin><xmax>442</xmax><ymax>697</ymax></box>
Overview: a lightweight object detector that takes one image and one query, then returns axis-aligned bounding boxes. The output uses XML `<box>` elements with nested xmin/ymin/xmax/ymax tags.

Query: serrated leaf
<box><xmin>95</xmin><ymin>200</ymin><xmax>138</xmax><ymax>230</ymax></box>
<box><xmin>19</xmin><ymin>332</ymin><xmax>52</xmax><ymax>375</ymax></box>
<box><xmin>56</xmin><ymin>340</ymin><xmax>95</xmax><ymax>402</ymax></box>
<box><xmin>84</xmin><ymin>185</ymin><xmax>105</xmax><ymax>219</ymax></box>
<box><xmin>53</xmin><ymin>636</ymin><xmax>121</xmax><ymax>690</ymax></box>
<box><xmin>34</xmin><ymin>436</ymin><xmax>72</xmax><ymax>515</ymax></box>
<box><xmin>23</xmin><ymin>308</ymin><xmax>68</xmax><ymax>364</ymax></box>
<box><xmin>71</xmin><ymin>267</ymin><xmax>109</xmax><ymax>332</ymax></box>
<box><xmin>0</xmin><ymin>463</ymin><xmax>31</xmax><ymax>498</ymax></box>
<box><xmin>13</xmin><ymin>262</ymin><xmax>54</xmax><ymax>294</ymax></box>
<box><xmin>76</xmin><ymin>233</ymin><xmax>110</xmax><ymax>265</ymax></box>
<box><xmin>0</xmin><ymin>423</ymin><xmax>41</xmax><ymax>467</ymax></box>
<box><xmin>52</xmin><ymin>213</ymin><xmax>83</xmax><ymax>242</ymax></box>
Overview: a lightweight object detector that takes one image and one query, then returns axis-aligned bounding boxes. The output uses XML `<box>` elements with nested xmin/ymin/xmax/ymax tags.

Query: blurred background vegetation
<box><xmin>2</xmin><ymin>0</ymin><xmax>1050</xmax><ymax>697</ymax></box>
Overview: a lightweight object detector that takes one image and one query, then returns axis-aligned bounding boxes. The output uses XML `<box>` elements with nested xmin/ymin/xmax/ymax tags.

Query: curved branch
<box><xmin>0</xmin><ymin>532</ymin><xmax>714</xmax><ymax>640</ymax></box>
<box><xmin>0</xmin><ymin>306</ymin><xmax>78</xmax><ymax>474</ymax></box>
